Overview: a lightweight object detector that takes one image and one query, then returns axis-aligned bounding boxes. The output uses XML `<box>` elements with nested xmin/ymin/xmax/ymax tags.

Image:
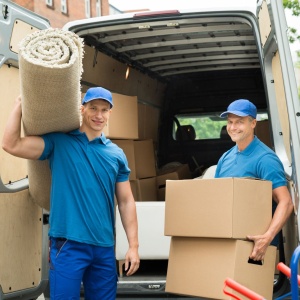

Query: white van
<box><xmin>0</xmin><ymin>0</ymin><xmax>299</xmax><ymax>299</ymax></box>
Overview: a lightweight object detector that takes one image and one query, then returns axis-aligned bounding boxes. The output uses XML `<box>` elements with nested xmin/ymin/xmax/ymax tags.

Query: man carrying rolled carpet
<box><xmin>2</xmin><ymin>87</ymin><xmax>140</xmax><ymax>300</ymax></box>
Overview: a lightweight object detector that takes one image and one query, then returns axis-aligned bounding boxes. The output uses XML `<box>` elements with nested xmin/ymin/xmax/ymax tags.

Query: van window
<box><xmin>174</xmin><ymin>115</ymin><xmax>227</xmax><ymax>140</ymax></box>
<box><xmin>174</xmin><ymin>113</ymin><xmax>268</xmax><ymax>141</ymax></box>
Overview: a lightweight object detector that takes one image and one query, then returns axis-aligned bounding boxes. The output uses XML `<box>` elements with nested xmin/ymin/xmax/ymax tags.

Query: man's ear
<box><xmin>80</xmin><ymin>105</ymin><xmax>85</xmax><ymax>114</ymax></box>
<box><xmin>251</xmin><ymin>118</ymin><xmax>257</xmax><ymax>129</ymax></box>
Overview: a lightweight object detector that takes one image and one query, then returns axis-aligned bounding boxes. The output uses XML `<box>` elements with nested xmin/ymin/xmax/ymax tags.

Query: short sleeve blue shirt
<box><xmin>215</xmin><ymin>136</ymin><xmax>287</xmax><ymax>189</ymax></box>
<box><xmin>39</xmin><ymin>129</ymin><xmax>130</xmax><ymax>247</ymax></box>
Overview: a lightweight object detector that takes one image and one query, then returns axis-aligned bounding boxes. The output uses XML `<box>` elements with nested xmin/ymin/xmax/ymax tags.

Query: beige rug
<box><xmin>18</xmin><ymin>28</ymin><xmax>84</xmax><ymax>211</ymax></box>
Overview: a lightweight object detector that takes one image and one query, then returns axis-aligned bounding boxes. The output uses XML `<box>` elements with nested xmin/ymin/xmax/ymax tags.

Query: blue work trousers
<box><xmin>49</xmin><ymin>237</ymin><xmax>118</xmax><ymax>300</ymax></box>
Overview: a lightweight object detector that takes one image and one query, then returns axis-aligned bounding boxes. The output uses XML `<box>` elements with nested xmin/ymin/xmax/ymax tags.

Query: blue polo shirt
<box><xmin>215</xmin><ymin>136</ymin><xmax>287</xmax><ymax>189</ymax></box>
<box><xmin>39</xmin><ymin>129</ymin><xmax>130</xmax><ymax>247</ymax></box>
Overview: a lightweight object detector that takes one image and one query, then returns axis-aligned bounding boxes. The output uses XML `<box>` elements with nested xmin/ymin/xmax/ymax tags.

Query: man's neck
<box><xmin>236</xmin><ymin>135</ymin><xmax>255</xmax><ymax>151</ymax></box>
<box><xmin>79</xmin><ymin>125</ymin><xmax>102</xmax><ymax>141</ymax></box>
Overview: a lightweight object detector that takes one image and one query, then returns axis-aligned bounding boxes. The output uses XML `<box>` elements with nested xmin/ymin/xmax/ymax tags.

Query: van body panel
<box><xmin>0</xmin><ymin>190</ymin><xmax>42</xmax><ymax>293</ymax></box>
<box><xmin>258</xmin><ymin>0</ymin><xmax>300</xmax><ymax>274</ymax></box>
<box><xmin>258</xmin><ymin>1</ymin><xmax>300</xmax><ymax>217</ymax></box>
<box><xmin>0</xmin><ymin>0</ymin><xmax>49</xmax><ymax>68</ymax></box>
<box><xmin>0</xmin><ymin>66</ymin><xmax>27</xmax><ymax>184</ymax></box>
<box><xmin>0</xmin><ymin>0</ymin><xmax>299</xmax><ymax>298</ymax></box>
<box><xmin>0</xmin><ymin>1</ymin><xmax>50</xmax><ymax>299</ymax></box>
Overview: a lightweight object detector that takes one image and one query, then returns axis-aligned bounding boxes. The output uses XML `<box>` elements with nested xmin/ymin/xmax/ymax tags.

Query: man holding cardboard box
<box><xmin>2</xmin><ymin>87</ymin><xmax>140</xmax><ymax>300</ymax></box>
<box><xmin>215</xmin><ymin>99</ymin><xmax>293</xmax><ymax>261</ymax></box>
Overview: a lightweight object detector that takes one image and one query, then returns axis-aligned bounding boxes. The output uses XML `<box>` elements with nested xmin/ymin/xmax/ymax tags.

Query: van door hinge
<box><xmin>2</xmin><ymin>4</ymin><xmax>9</xmax><ymax>19</ymax></box>
<box><xmin>43</xmin><ymin>213</ymin><xmax>50</xmax><ymax>225</ymax></box>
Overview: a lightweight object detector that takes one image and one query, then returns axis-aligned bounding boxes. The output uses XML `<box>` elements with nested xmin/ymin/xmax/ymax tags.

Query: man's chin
<box><xmin>229</xmin><ymin>136</ymin><xmax>238</xmax><ymax>142</ymax></box>
<box><xmin>92</xmin><ymin>126</ymin><xmax>105</xmax><ymax>132</ymax></box>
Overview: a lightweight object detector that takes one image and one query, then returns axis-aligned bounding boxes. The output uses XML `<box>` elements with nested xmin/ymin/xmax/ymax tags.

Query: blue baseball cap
<box><xmin>220</xmin><ymin>99</ymin><xmax>257</xmax><ymax>119</ymax></box>
<box><xmin>82</xmin><ymin>87</ymin><xmax>113</xmax><ymax>108</ymax></box>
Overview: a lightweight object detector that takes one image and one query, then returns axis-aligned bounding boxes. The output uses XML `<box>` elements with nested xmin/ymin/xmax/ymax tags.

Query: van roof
<box><xmin>63</xmin><ymin>4</ymin><xmax>260</xmax><ymax>83</ymax></box>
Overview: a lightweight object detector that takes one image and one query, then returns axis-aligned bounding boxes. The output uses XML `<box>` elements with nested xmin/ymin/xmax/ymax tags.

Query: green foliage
<box><xmin>283</xmin><ymin>0</ymin><xmax>300</xmax><ymax>15</ymax></box>
<box><xmin>177</xmin><ymin>116</ymin><xmax>227</xmax><ymax>140</ymax></box>
<box><xmin>283</xmin><ymin>0</ymin><xmax>300</xmax><ymax>43</ymax></box>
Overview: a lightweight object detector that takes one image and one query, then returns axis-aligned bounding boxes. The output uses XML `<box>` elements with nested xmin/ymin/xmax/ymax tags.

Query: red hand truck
<box><xmin>223</xmin><ymin>245</ymin><xmax>300</xmax><ymax>300</ymax></box>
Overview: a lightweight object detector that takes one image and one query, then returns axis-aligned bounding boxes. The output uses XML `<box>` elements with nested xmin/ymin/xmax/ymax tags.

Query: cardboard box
<box><xmin>113</xmin><ymin>139</ymin><xmax>156</xmax><ymax>180</ymax></box>
<box><xmin>103</xmin><ymin>93</ymin><xmax>138</xmax><ymax>139</ymax></box>
<box><xmin>157</xmin><ymin>164</ymin><xmax>192</xmax><ymax>188</ymax></box>
<box><xmin>156</xmin><ymin>164</ymin><xmax>192</xmax><ymax>201</ymax></box>
<box><xmin>166</xmin><ymin>237</ymin><xmax>276</xmax><ymax>300</ymax></box>
<box><xmin>134</xmin><ymin>140</ymin><xmax>156</xmax><ymax>179</ymax></box>
<box><xmin>113</xmin><ymin>140</ymin><xmax>136</xmax><ymax>180</ymax></box>
<box><xmin>165</xmin><ymin>178</ymin><xmax>272</xmax><ymax>238</ymax></box>
<box><xmin>130</xmin><ymin>177</ymin><xmax>157</xmax><ymax>201</ymax></box>
<box><xmin>157</xmin><ymin>187</ymin><xmax>165</xmax><ymax>201</ymax></box>
<box><xmin>255</xmin><ymin>120</ymin><xmax>272</xmax><ymax>149</ymax></box>
<box><xmin>138</xmin><ymin>103</ymin><xmax>160</xmax><ymax>142</ymax></box>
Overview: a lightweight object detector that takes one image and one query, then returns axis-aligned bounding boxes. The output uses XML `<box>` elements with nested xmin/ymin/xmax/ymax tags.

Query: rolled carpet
<box><xmin>18</xmin><ymin>28</ymin><xmax>84</xmax><ymax>211</ymax></box>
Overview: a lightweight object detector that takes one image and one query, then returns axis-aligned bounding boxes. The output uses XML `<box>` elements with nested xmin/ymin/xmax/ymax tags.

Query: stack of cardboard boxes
<box><xmin>107</xmin><ymin>92</ymin><xmax>192</xmax><ymax>202</ymax></box>
<box><xmin>164</xmin><ymin>178</ymin><xmax>277</xmax><ymax>299</ymax></box>
<box><xmin>103</xmin><ymin>93</ymin><xmax>157</xmax><ymax>201</ymax></box>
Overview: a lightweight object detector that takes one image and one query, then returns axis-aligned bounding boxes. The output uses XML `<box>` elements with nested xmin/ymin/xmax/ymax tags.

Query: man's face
<box><xmin>81</xmin><ymin>99</ymin><xmax>111</xmax><ymax>133</ymax></box>
<box><xmin>226</xmin><ymin>114</ymin><xmax>256</xmax><ymax>144</ymax></box>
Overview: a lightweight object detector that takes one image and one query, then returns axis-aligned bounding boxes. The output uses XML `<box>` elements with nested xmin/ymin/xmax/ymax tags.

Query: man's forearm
<box><xmin>266</xmin><ymin>198</ymin><xmax>293</xmax><ymax>242</ymax></box>
<box><xmin>2</xmin><ymin>96</ymin><xmax>22</xmax><ymax>154</ymax></box>
<box><xmin>270</xmin><ymin>186</ymin><xmax>294</xmax><ymax>236</ymax></box>
<box><xmin>119</xmin><ymin>200</ymin><xmax>139</xmax><ymax>249</ymax></box>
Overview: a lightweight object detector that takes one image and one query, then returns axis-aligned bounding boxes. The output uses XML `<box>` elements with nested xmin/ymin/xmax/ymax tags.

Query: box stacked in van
<box><xmin>156</xmin><ymin>164</ymin><xmax>192</xmax><ymax>201</ymax></box>
<box><xmin>164</xmin><ymin>178</ymin><xmax>277</xmax><ymax>299</ymax></box>
<box><xmin>113</xmin><ymin>139</ymin><xmax>157</xmax><ymax>201</ymax></box>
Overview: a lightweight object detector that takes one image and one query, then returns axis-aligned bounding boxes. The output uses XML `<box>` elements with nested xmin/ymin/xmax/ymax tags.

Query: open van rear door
<box><xmin>257</xmin><ymin>0</ymin><xmax>300</xmax><ymax>256</ymax></box>
<box><xmin>0</xmin><ymin>1</ymin><xmax>50</xmax><ymax>299</ymax></box>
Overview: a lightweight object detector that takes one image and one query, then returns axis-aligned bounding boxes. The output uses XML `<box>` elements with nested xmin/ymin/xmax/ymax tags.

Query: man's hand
<box><xmin>15</xmin><ymin>94</ymin><xmax>22</xmax><ymax>104</ymax></box>
<box><xmin>124</xmin><ymin>247</ymin><xmax>140</xmax><ymax>276</ymax></box>
<box><xmin>246</xmin><ymin>234</ymin><xmax>271</xmax><ymax>261</ymax></box>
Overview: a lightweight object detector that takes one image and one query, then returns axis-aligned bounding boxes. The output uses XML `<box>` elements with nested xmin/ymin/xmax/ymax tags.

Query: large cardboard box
<box><xmin>113</xmin><ymin>139</ymin><xmax>156</xmax><ymax>180</ymax></box>
<box><xmin>103</xmin><ymin>93</ymin><xmax>138</xmax><ymax>139</ymax></box>
<box><xmin>166</xmin><ymin>237</ymin><xmax>276</xmax><ymax>300</ymax></box>
<box><xmin>165</xmin><ymin>178</ymin><xmax>272</xmax><ymax>238</ymax></box>
<box><xmin>130</xmin><ymin>177</ymin><xmax>157</xmax><ymax>201</ymax></box>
